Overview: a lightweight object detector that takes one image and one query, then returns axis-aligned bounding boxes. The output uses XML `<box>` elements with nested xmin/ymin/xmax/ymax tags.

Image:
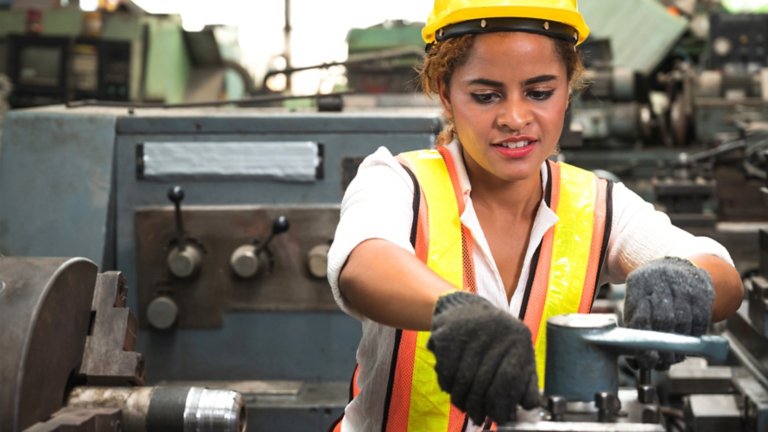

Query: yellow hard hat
<box><xmin>422</xmin><ymin>0</ymin><xmax>590</xmax><ymax>46</ymax></box>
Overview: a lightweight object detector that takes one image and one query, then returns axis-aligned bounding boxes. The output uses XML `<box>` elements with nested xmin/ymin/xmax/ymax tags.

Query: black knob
<box><xmin>255</xmin><ymin>215</ymin><xmax>291</xmax><ymax>253</ymax></box>
<box><xmin>167</xmin><ymin>185</ymin><xmax>185</xmax><ymax>204</ymax></box>
<box><xmin>272</xmin><ymin>215</ymin><xmax>290</xmax><ymax>235</ymax></box>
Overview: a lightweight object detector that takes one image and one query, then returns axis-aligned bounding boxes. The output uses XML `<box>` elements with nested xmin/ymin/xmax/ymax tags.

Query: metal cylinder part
<box><xmin>545</xmin><ymin>314</ymin><xmax>619</xmax><ymax>403</ymax></box>
<box><xmin>167</xmin><ymin>244</ymin><xmax>203</xmax><ymax>279</ymax></box>
<box><xmin>67</xmin><ymin>386</ymin><xmax>246</xmax><ymax>432</ymax></box>
<box><xmin>146</xmin><ymin>296</ymin><xmax>179</xmax><ymax>330</ymax></box>
<box><xmin>230</xmin><ymin>244</ymin><xmax>261</xmax><ymax>278</ymax></box>
<box><xmin>306</xmin><ymin>243</ymin><xmax>330</xmax><ymax>279</ymax></box>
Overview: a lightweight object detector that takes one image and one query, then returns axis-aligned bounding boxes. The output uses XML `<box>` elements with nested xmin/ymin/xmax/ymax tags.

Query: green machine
<box><xmin>0</xmin><ymin>6</ymin><xmax>248</xmax><ymax>108</ymax></box>
<box><xmin>344</xmin><ymin>20</ymin><xmax>425</xmax><ymax>94</ymax></box>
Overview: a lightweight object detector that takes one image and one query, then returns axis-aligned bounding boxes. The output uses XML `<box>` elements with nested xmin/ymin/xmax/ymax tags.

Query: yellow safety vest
<box><xmin>333</xmin><ymin>146</ymin><xmax>611</xmax><ymax>432</ymax></box>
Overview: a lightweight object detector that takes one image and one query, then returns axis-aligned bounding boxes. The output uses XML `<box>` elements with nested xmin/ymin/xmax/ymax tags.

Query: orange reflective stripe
<box><xmin>462</xmin><ymin>226</ymin><xmax>477</xmax><ymax>294</ymax></box>
<box><xmin>437</xmin><ymin>145</ymin><xmax>465</xmax><ymax>214</ymax></box>
<box><xmin>579</xmin><ymin>177</ymin><xmax>608</xmax><ymax>313</ymax></box>
<box><xmin>385</xmin><ymin>167</ymin><xmax>427</xmax><ymax>428</ymax></box>
<box><xmin>352</xmin><ymin>364</ymin><xmax>361</xmax><ymax>397</ymax></box>
<box><xmin>414</xmin><ymin>183</ymin><xmax>429</xmax><ymax>262</ymax></box>
<box><xmin>448</xmin><ymin>405</ymin><xmax>466</xmax><ymax>430</ymax></box>
<box><xmin>523</xmin><ymin>162</ymin><xmax>560</xmax><ymax>345</ymax></box>
<box><xmin>386</xmin><ymin>330</ymin><xmax>418</xmax><ymax>432</ymax></box>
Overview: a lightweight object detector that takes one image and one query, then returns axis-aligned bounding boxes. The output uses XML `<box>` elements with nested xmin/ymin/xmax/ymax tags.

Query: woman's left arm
<box><xmin>689</xmin><ymin>253</ymin><xmax>744</xmax><ymax>322</ymax></box>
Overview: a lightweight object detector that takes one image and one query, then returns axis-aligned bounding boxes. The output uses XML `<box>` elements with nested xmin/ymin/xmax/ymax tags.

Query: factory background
<box><xmin>2</xmin><ymin>0</ymin><xmax>768</xmax><ymax>431</ymax></box>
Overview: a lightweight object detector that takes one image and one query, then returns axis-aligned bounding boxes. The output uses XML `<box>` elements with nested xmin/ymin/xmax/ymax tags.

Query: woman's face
<box><xmin>440</xmin><ymin>31</ymin><xmax>570</xmax><ymax>186</ymax></box>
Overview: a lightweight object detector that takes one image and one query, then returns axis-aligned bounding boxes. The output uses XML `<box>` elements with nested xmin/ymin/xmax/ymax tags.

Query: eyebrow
<box><xmin>467</xmin><ymin>75</ymin><xmax>558</xmax><ymax>88</ymax></box>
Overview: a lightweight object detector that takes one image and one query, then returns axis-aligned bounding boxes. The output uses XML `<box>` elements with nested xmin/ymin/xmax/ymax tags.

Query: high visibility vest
<box><xmin>332</xmin><ymin>146</ymin><xmax>611</xmax><ymax>432</ymax></box>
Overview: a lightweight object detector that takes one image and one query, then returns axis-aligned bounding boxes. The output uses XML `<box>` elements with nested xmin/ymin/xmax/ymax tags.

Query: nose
<box><xmin>496</xmin><ymin>96</ymin><xmax>532</xmax><ymax>130</ymax></box>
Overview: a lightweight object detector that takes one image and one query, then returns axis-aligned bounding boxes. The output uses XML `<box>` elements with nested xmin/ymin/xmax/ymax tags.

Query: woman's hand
<box><xmin>623</xmin><ymin>257</ymin><xmax>714</xmax><ymax>369</ymax></box>
<box><xmin>428</xmin><ymin>291</ymin><xmax>540</xmax><ymax>425</ymax></box>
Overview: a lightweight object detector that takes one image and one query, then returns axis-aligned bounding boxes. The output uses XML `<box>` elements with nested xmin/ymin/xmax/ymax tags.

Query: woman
<box><xmin>327</xmin><ymin>1</ymin><xmax>744</xmax><ymax>430</ymax></box>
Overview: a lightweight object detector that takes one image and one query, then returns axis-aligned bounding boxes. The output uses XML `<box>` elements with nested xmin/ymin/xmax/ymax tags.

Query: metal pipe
<box><xmin>66</xmin><ymin>386</ymin><xmax>246</xmax><ymax>432</ymax></box>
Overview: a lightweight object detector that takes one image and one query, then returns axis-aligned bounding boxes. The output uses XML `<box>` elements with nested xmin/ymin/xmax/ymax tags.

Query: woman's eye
<box><xmin>528</xmin><ymin>90</ymin><xmax>555</xmax><ymax>101</ymax></box>
<box><xmin>471</xmin><ymin>92</ymin><xmax>500</xmax><ymax>104</ymax></box>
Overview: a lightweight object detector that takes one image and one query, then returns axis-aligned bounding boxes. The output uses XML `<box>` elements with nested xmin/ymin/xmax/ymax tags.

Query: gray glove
<box><xmin>623</xmin><ymin>257</ymin><xmax>714</xmax><ymax>370</ymax></box>
<box><xmin>428</xmin><ymin>291</ymin><xmax>539</xmax><ymax>425</ymax></box>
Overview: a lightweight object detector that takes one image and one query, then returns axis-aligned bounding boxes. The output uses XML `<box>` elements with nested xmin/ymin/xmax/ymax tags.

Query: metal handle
<box><xmin>583</xmin><ymin>328</ymin><xmax>729</xmax><ymax>364</ymax></box>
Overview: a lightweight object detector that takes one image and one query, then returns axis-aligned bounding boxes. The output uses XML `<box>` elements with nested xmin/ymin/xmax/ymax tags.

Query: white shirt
<box><xmin>326</xmin><ymin>141</ymin><xmax>733</xmax><ymax>431</ymax></box>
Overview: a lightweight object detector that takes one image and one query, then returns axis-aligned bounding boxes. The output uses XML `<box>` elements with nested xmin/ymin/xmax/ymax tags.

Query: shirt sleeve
<box><xmin>601</xmin><ymin>181</ymin><xmax>735</xmax><ymax>285</ymax></box>
<box><xmin>327</xmin><ymin>146</ymin><xmax>417</xmax><ymax>319</ymax></box>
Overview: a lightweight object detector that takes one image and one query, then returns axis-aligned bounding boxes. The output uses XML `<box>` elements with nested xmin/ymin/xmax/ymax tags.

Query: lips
<box><xmin>495</xmin><ymin>134</ymin><xmax>537</xmax><ymax>147</ymax></box>
<box><xmin>492</xmin><ymin>137</ymin><xmax>537</xmax><ymax>158</ymax></box>
<box><xmin>498</xmin><ymin>140</ymin><xmax>531</xmax><ymax>149</ymax></box>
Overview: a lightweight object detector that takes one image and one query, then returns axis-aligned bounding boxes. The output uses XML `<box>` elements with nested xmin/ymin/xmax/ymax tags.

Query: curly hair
<box><xmin>418</xmin><ymin>34</ymin><xmax>584</xmax><ymax>145</ymax></box>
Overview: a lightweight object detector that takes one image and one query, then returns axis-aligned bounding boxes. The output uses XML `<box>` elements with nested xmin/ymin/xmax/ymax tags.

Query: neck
<box><xmin>467</xmin><ymin>163</ymin><xmax>544</xmax><ymax>220</ymax></box>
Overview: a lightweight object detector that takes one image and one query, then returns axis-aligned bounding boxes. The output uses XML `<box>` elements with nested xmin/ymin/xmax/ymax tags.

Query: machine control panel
<box><xmin>135</xmin><ymin>203</ymin><xmax>339</xmax><ymax>329</ymax></box>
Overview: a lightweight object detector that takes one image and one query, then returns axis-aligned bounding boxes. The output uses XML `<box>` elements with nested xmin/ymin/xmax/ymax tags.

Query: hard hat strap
<box><xmin>435</xmin><ymin>17</ymin><xmax>578</xmax><ymax>44</ymax></box>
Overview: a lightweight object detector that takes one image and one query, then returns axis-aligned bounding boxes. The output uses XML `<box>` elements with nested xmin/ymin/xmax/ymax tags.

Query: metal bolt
<box><xmin>641</xmin><ymin>405</ymin><xmax>661</xmax><ymax>424</ymax></box>
<box><xmin>595</xmin><ymin>392</ymin><xmax>620</xmax><ymax>423</ymax></box>
<box><xmin>547</xmin><ymin>395</ymin><xmax>566</xmax><ymax>421</ymax></box>
<box><xmin>637</xmin><ymin>384</ymin><xmax>657</xmax><ymax>404</ymax></box>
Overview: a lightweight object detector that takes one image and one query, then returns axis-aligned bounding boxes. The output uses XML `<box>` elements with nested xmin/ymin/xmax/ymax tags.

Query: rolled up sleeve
<box><xmin>602</xmin><ymin>182</ymin><xmax>734</xmax><ymax>284</ymax></box>
<box><xmin>327</xmin><ymin>146</ymin><xmax>417</xmax><ymax>319</ymax></box>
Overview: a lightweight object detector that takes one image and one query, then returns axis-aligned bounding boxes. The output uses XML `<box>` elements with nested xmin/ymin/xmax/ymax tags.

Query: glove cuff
<box><xmin>654</xmin><ymin>256</ymin><xmax>697</xmax><ymax>269</ymax></box>
<box><xmin>433</xmin><ymin>291</ymin><xmax>486</xmax><ymax>316</ymax></box>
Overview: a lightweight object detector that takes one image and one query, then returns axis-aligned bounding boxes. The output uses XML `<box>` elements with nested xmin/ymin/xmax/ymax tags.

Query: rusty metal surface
<box><xmin>23</xmin><ymin>408</ymin><xmax>122</xmax><ymax>432</ymax></box>
<box><xmin>134</xmin><ymin>205</ymin><xmax>339</xmax><ymax>329</ymax></box>
<box><xmin>80</xmin><ymin>272</ymin><xmax>145</xmax><ymax>386</ymax></box>
<box><xmin>0</xmin><ymin>257</ymin><xmax>98</xmax><ymax>431</ymax></box>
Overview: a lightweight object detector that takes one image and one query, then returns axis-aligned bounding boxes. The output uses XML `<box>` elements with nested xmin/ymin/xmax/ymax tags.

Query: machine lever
<box><xmin>255</xmin><ymin>215</ymin><xmax>290</xmax><ymax>252</ymax></box>
<box><xmin>583</xmin><ymin>329</ymin><xmax>729</xmax><ymax>363</ymax></box>
<box><xmin>165</xmin><ymin>185</ymin><xmax>203</xmax><ymax>279</ymax></box>
<box><xmin>167</xmin><ymin>185</ymin><xmax>186</xmax><ymax>245</ymax></box>
<box><xmin>230</xmin><ymin>215</ymin><xmax>290</xmax><ymax>279</ymax></box>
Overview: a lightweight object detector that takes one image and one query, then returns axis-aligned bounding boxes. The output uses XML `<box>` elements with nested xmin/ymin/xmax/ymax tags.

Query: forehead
<box><xmin>459</xmin><ymin>32</ymin><xmax>566</xmax><ymax>78</ymax></box>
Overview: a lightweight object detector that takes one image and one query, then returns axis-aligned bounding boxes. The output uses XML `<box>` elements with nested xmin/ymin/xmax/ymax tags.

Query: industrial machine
<box><xmin>344</xmin><ymin>20</ymin><xmax>425</xmax><ymax>94</ymax></box>
<box><xmin>500</xmin><ymin>314</ymin><xmax>731</xmax><ymax>431</ymax></box>
<box><xmin>0</xmin><ymin>102</ymin><xmax>442</xmax><ymax>430</ymax></box>
<box><xmin>0</xmin><ymin>6</ymin><xmax>254</xmax><ymax>108</ymax></box>
<box><xmin>4</xmin><ymin>1</ymin><xmax>768</xmax><ymax>431</ymax></box>
<box><xmin>556</xmin><ymin>0</ymin><xmax>768</xmax><ymax>277</ymax></box>
<box><xmin>0</xmin><ymin>256</ymin><xmax>246</xmax><ymax>432</ymax></box>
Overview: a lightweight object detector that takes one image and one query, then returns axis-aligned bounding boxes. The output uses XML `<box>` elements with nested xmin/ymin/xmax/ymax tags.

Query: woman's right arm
<box><xmin>339</xmin><ymin>238</ymin><xmax>457</xmax><ymax>331</ymax></box>
<box><xmin>327</xmin><ymin>147</ymin><xmax>456</xmax><ymax>331</ymax></box>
